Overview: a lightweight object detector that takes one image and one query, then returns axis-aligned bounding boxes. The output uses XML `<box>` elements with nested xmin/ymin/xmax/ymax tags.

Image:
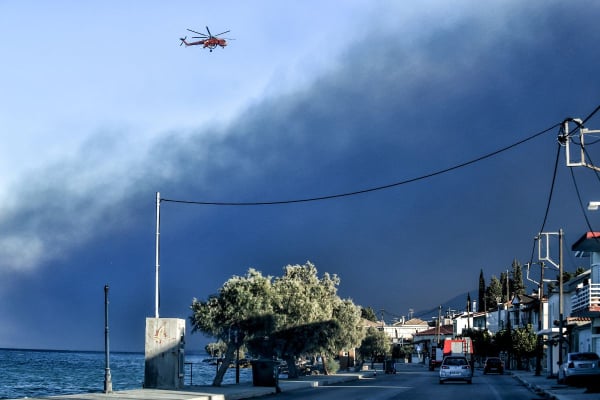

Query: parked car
<box><xmin>439</xmin><ymin>355</ymin><xmax>472</xmax><ymax>384</ymax></box>
<box><xmin>558</xmin><ymin>352</ymin><xmax>600</xmax><ymax>385</ymax></box>
<box><xmin>483</xmin><ymin>357</ymin><xmax>504</xmax><ymax>375</ymax></box>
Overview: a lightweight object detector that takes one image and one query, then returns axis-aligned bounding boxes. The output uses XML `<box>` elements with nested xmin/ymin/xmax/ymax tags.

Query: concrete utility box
<box><xmin>144</xmin><ymin>318</ymin><xmax>185</xmax><ymax>389</ymax></box>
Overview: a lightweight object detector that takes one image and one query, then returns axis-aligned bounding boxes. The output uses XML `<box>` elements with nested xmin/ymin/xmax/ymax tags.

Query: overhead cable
<box><xmin>162</xmin><ymin>123</ymin><xmax>560</xmax><ymax>206</ymax></box>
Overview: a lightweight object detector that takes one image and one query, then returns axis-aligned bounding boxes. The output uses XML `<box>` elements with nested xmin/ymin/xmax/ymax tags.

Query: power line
<box><xmin>537</xmin><ymin>143</ymin><xmax>562</xmax><ymax>236</ymax></box>
<box><xmin>528</xmin><ymin>104</ymin><xmax>600</xmax><ymax>265</ymax></box>
<box><xmin>162</xmin><ymin>122</ymin><xmax>560</xmax><ymax>206</ymax></box>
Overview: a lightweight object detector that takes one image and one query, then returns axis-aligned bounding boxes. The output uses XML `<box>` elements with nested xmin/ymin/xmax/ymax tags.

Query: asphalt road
<box><xmin>262</xmin><ymin>368</ymin><xmax>540</xmax><ymax>400</ymax></box>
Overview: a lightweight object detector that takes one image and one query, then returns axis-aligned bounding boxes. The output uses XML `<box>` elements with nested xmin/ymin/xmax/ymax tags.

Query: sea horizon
<box><xmin>0</xmin><ymin>347</ymin><xmax>252</xmax><ymax>399</ymax></box>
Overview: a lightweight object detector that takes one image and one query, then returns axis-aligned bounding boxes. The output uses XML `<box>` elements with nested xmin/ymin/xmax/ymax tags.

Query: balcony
<box><xmin>571</xmin><ymin>283</ymin><xmax>600</xmax><ymax>316</ymax></box>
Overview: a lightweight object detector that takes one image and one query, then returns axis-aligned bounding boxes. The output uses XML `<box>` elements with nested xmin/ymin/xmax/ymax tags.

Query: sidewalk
<box><xmin>20</xmin><ymin>365</ymin><xmax>599</xmax><ymax>400</ymax></box>
<box><xmin>511</xmin><ymin>370</ymin><xmax>599</xmax><ymax>400</ymax></box>
<box><xmin>21</xmin><ymin>372</ymin><xmax>375</xmax><ymax>400</ymax></box>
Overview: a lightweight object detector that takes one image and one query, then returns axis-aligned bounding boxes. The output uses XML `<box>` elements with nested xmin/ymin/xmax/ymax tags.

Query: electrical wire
<box><xmin>569</xmin><ymin>167</ymin><xmax>596</xmax><ymax>235</ymax></box>
<box><xmin>535</xmin><ymin>143</ymin><xmax>561</xmax><ymax>242</ymax></box>
<box><xmin>583</xmin><ymin>146</ymin><xmax>600</xmax><ymax>184</ymax></box>
<box><xmin>528</xmin><ymin>105</ymin><xmax>600</xmax><ymax>265</ymax></box>
<box><xmin>162</xmin><ymin>122</ymin><xmax>560</xmax><ymax>206</ymax></box>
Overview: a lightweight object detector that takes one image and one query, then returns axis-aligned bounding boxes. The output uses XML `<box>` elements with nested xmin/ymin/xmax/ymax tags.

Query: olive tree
<box><xmin>191</xmin><ymin>262</ymin><xmax>364</xmax><ymax>382</ymax></box>
<box><xmin>359</xmin><ymin>327</ymin><xmax>389</xmax><ymax>365</ymax></box>
<box><xmin>190</xmin><ymin>268</ymin><xmax>274</xmax><ymax>386</ymax></box>
<box><xmin>270</xmin><ymin>262</ymin><xmax>363</xmax><ymax>377</ymax></box>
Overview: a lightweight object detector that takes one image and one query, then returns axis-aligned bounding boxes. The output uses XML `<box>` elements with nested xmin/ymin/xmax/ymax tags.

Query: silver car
<box><xmin>439</xmin><ymin>355</ymin><xmax>472</xmax><ymax>384</ymax></box>
<box><xmin>558</xmin><ymin>352</ymin><xmax>600</xmax><ymax>385</ymax></box>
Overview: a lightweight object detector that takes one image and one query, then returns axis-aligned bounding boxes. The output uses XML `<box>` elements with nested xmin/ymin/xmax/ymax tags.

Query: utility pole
<box><xmin>467</xmin><ymin>293</ymin><xmax>471</xmax><ymax>330</ymax></box>
<box><xmin>536</xmin><ymin>231</ymin><xmax>563</xmax><ymax>377</ymax></box>
<box><xmin>505</xmin><ymin>270</ymin><xmax>510</xmax><ymax>328</ymax></box>
<box><xmin>558</xmin><ymin>229</ymin><xmax>564</xmax><ymax>379</ymax></box>
<box><xmin>535</xmin><ymin>262</ymin><xmax>545</xmax><ymax>376</ymax></box>
<box><xmin>436</xmin><ymin>305</ymin><xmax>441</xmax><ymax>346</ymax></box>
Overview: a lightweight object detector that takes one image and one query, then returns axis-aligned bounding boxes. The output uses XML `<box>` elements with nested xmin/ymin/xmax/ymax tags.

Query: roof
<box><xmin>512</xmin><ymin>293</ymin><xmax>539</xmax><ymax>307</ymax></box>
<box><xmin>392</xmin><ymin>318</ymin><xmax>428</xmax><ymax>326</ymax></box>
<box><xmin>571</xmin><ymin>232</ymin><xmax>600</xmax><ymax>252</ymax></box>
<box><xmin>414</xmin><ymin>324</ymin><xmax>454</xmax><ymax>336</ymax></box>
<box><xmin>361</xmin><ymin>318</ymin><xmax>381</xmax><ymax>328</ymax></box>
<box><xmin>566</xmin><ymin>316</ymin><xmax>592</xmax><ymax>327</ymax></box>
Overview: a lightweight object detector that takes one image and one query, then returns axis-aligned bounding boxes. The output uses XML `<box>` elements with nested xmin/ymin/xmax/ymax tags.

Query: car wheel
<box><xmin>467</xmin><ymin>379</ymin><xmax>472</xmax><ymax>384</ymax></box>
<box><xmin>439</xmin><ymin>380</ymin><xmax>444</xmax><ymax>384</ymax></box>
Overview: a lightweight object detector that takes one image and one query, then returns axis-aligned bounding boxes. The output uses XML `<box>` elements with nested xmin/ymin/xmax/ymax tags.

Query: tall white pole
<box><xmin>155</xmin><ymin>192</ymin><xmax>161</xmax><ymax>318</ymax></box>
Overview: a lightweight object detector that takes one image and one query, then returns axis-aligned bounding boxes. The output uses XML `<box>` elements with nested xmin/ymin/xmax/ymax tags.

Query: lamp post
<box><xmin>104</xmin><ymin>284</ymin><xmax>113</xmax><ymax>393</ymax></box>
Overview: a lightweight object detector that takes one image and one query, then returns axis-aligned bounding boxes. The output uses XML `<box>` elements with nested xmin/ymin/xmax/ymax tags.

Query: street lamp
<box><xmin>104</xmin><ymin>285</ymin><xmax>112</xmax><ymax>393</ymax></box>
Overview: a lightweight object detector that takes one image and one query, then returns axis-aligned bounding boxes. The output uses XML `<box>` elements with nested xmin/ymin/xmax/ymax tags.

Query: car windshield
<box><xmin>571</xmin><ymin>353</ymin><xmax>600</xmax><ymax>361</ymax></box>
<box><xmin>444</xmin><ymin>358</ymin><xmax>467</xmax><ymax>366</ymax></box>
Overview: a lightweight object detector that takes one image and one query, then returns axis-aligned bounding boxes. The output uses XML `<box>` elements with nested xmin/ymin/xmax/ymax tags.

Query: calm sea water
<box><xmin>0</xmin><ymin>348</ymin><xmax>252</xmax><ymax>399</ymax></box>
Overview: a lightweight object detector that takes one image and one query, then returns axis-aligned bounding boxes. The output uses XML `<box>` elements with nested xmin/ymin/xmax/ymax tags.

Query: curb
<box><xmin>512</xmin><ymin>373</ymin><xmax>560</xmax><ymax>400</ymax></box>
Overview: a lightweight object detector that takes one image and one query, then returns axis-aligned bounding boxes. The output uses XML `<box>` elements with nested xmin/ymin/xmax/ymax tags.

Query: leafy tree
<box><xmin>392</xmin><ymin>344</ymin><xmax>414</xmax><ymax>360</ymax></box>
<box><xmin>359</xmin><ymin>327</ymin><xmax>389</xmax><ymax>364</ymax></box>
<box><xmin>478</xmin><ymin>269</ymin><xmax>486</xmax><ymax>312</ymax></box>
<box><xmin>494</xmin><ymin>329</ymin><xmax>512</xmax><ymax>354</ymax></box>
<box><xmin>271</xmin><ymin>262</ymin><xmax>362</xmax><ymax>377</ymax></box>
<box><xmin>511</xmin><ymin>325</ymin><xmax>537</xmax><ymax>370</ymax></box>
<box><xmin>205</xmin><ymin>341</ymin><xmax>227</xmax><ymax>358</ymax></box>
<box><xmin>547</xmin><ymin>266</ymin><xmax>587</xmax><ymax>291</ymax></box>
<box><xmin>190</xmin><ymin>269</ymin><xmax>275</xmax><ymax>386</ymax></box>
<box><xmin>361</xmin><ymin>306</ymin><xmax>378</xmax><ymax>322</ymax></box>
<box><xmin>461</xmin><ymin>328</ymin><xmax>492</xmax><ymax>359</ymax></box>
<box><xmin>272</xmin><ymin>262</ymin><xmax>339</xmax><ymax>329</ymax></box>
<box><xmin>190</xmin><ymin>262</ymin><xmax>363</xmax><ymax>382</ymax></box>
<box><xmin>485</xmin><ymin>275</ymin><xmax>503</xmax><ymax>310</ymax></box>
<box><xmin>327</xmin><ymin>299</ymin><xmax>364</xmax><ymax>371</ymax></box>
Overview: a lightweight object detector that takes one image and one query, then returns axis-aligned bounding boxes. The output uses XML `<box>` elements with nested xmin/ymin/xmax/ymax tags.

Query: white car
<box><xmin>558</xmin><ymin>352</ymin><xmax>600</xmax><ymax>385</ymax></box>
<box><xmin>439</xmin><ymin>355</ymin><xmax>472</xmax><ymax>384</ymax></box>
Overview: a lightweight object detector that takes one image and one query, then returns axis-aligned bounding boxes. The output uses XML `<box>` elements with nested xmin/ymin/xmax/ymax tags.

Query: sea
<box><xmin>0</xmin><ymin>348</ymin><xmax>253</xmax><ymax>399</ymax></box>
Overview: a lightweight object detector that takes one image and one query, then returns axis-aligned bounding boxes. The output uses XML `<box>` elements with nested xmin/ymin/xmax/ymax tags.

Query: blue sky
<box><xmin>1</xmin><ymin>0</ymin><xmax>600</xmax><ymax>352</ymax></box>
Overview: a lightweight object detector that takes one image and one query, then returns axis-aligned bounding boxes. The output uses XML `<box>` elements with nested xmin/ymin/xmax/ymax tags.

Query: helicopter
<box><xmin>180</xmin><ymin>26</ymin><xmax>231</xmax><ymax>52</ymax></box>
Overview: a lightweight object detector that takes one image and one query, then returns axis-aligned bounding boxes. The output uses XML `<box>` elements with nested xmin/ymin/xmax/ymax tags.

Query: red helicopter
<box><xmin>180</xmin><ymin>26</ymin><xmax>231</xmax><ymax>52</ymax></box>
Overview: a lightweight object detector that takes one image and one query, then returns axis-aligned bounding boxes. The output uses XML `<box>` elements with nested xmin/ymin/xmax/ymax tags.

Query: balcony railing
<box><xmin>571</xmin><ymin>283</ymin><xmax>600</xmax><ymax>313</ymax></box>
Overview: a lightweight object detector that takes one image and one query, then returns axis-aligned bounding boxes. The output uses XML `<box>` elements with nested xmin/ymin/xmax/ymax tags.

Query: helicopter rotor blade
<box><xmin>205</xmin><ymin>26</ymin><xmax>212</xmax><ymax>37</ymax></box>
<box><xmin>179</xmin><ymin>36</ymin><xmax>186</xmax><ymax>46</ymax></box>
<box><xmin>187</xmin><ymin>28</ymin><xmax>204</xmax><ymax>35</ymax></box>
<box><xmin>214</xmin><ymin>30</ymin><xmax>230</xmax><ymax>37</ymax></box>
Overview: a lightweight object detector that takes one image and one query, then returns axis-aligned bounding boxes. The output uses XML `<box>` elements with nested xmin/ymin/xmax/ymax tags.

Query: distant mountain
<box><xmin>414</xmin><ymin>291</ymin><xmax>475</xmax><ymax>321</ymax></box>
